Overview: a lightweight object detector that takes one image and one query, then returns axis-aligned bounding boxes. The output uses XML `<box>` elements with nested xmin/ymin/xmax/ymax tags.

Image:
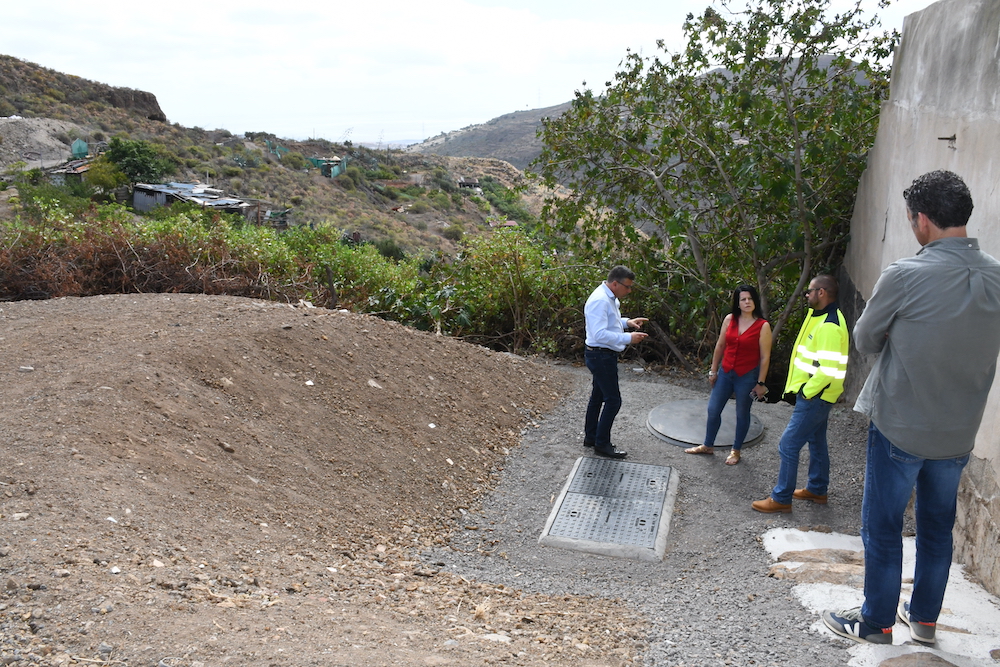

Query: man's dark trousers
<box><xmin>584</xmin><ymin>347</ymin><xmax>620</xmax><ymax>449</ymax></box>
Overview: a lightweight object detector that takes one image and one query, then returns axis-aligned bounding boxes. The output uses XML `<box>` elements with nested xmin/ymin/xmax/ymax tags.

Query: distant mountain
<box><xmin>406</xmin><ymin>101</ymin><xmax>571</xmax><ymax>171</ymax></box>
<box><xmin>407</xmin><ymin>54</ymin><xmax>871</xmax><ymax>173</ymax></box>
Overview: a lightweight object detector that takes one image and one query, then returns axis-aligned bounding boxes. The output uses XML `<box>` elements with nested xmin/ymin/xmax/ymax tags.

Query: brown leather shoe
<box><xmin>793</xmin><ymin>488</ymin><xmax>828</xmax><ymax>504</ymax></box>
<box><xmin>752</xmin><ymin>497</ymin><xmax>792</xmax><ymax>513</ymax></box>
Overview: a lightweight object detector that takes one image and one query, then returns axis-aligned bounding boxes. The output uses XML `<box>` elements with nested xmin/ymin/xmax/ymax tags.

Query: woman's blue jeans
<box><xmin>584</xmin><ymin>348</ymin><xmax>621</xmax><ymax>450</ymax></box>
<box><xmin>704</xmin><ymin>366</ymin><xmax>759</xmax><ymax>450</ymax></box>
<box><xmin>860</xmin><ymin>422</ymin><xmax>969</xmax><ymax>629</ymax></box>
<box><xmin>770</xmin><ymin>393</ymin><xmax>832</xmax><ymax>504</ymax></box>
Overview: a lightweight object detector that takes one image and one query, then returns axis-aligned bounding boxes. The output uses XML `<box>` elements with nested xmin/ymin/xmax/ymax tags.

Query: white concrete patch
<box><xmin>763</xmin><ymin>528</ymin><xmax>863</xmax><ymax>558</ymax></box>
<box><xmin>763</xmin><ymin>528</ymin><xmax>1000</xmax><ymax>666</ymax></box>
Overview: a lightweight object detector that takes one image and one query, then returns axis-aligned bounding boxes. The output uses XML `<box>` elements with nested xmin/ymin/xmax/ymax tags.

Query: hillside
<box><xmin>0</xmin><ymin>55</ymin><xmax>545</xmax><ymax>256</ymax></box>
<box><xmin>406</xmin><ymin>102</ymin><xmax>572</xmax><ymax>172</ymax></box>
<box><xmin>0</xmin><ymin>55</ymin><xmax>164</xmax><ymax>123</ymax></box>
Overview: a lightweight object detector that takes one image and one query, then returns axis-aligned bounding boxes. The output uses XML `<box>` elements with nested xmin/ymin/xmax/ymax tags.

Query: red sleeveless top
<box><xmin>721</xmin><ymin>316</ymin><xmax>766</xmax><ymax>376</ymax></box>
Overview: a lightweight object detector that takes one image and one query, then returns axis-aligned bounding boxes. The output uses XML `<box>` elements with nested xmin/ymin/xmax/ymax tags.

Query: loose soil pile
<box><xmin>0</xmin><ymin>294</ymin><xmax>646</xmax><ymax>667</ymax></box>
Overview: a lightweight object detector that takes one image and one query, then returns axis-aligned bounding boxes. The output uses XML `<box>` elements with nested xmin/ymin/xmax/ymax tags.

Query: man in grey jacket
<box><xmin>823</xmin><ymin>171</ymin><xmax>1000</xmax><ymax>645</ymax></box>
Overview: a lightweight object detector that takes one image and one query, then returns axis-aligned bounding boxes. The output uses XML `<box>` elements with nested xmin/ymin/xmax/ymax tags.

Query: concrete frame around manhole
<box><xmin>538</xmin><ymin>457</ymin><xmax>679</xmax><ymax>562</ymax></box>
<box><xmin>646</xmin><ymin>399</ymin><xmax>764</xmax><ymax>448</ymax></box>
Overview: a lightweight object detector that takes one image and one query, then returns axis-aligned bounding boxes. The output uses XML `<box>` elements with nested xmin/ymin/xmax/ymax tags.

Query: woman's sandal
<box><xmin>725</xmin><ymin>450</ymin><xmax>741</xmax><ymax>466</ymax></box>
<box><xmin>685</xmin><ymin>444</ymin><xmax>715</xmax><ymax>455</ymax></box>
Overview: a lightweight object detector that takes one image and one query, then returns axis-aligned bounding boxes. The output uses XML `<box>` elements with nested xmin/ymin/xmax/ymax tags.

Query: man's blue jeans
<box><xmin>860</xmin><ymin>422</ymin><xmax>969</xmax><ymax>629</ymax></box>
<box><xmin>584</xmin><ymin>348</ymin><xmax>620</xmax><ymax>449</ymax></box>
<box><xmin>771</xmin><ymin>393</ymin><xmax>832</xmax><ymax>504</ymax></box>
<box><xmin>704</xmin><ymin>366</ymin><xmax>759</xmax><ymax>450</ymax></box>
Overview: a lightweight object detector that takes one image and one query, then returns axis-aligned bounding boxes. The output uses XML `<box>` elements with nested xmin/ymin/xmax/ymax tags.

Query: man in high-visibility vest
<box><xmin>752</xmin><ymin>274</ymin><xmax>849</xmax><ymax>513</ymax></box>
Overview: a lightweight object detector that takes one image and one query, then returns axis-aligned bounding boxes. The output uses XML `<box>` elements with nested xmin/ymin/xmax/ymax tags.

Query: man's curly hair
<box><xmin>903</xmin><ymin>170</ymin><xmax>973</xmax><ymax>229</ymax></box>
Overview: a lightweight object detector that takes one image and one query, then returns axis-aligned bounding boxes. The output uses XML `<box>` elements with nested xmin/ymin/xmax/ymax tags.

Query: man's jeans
<box><xmin>584</xmin><ymin>348</ymin><xmax>620</xmax><ymax>449</ymax></box>
<box><xmin>704</xmin><ymin>366</ymin><xmax>759</xmax><ymax>450</ymax></box>
<box><xmin>860</xmin><ymin>422</ymin><xmax>969</xmax><ymax>629</ymax></box>
<box><xmin>771</xmin><ymin>393</ymin><xmax>832</xmax><ymax>504</ymax></box>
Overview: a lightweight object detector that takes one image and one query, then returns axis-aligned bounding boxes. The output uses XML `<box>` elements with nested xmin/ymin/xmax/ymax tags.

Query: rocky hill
<box><xmin>0</xmin><ymin>55</ymin><xmax>165</xmax><ymax>122</ymax></box>
<box><xmin>406</xmin><ymin>101</ymin><xmax>571</xmax><ymax>171</ymax></box>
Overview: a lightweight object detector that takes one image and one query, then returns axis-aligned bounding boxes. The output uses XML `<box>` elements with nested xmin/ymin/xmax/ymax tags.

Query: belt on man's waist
<box><xmin>586</xmin><ymin>345</ymin><xmax>619</xmax><ymax>353</ymax></box>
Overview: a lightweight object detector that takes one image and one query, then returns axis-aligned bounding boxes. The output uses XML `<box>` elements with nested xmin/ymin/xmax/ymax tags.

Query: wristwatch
<box><xmin>756</xmin><ymin>381</ymin><xmax>766</xmax><ymax>386</ymax></box>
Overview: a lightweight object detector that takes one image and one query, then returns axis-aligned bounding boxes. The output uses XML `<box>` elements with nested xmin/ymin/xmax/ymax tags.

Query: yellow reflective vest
<box><xmin>784</xmin><ymin>303</ymin><xmax>850</xmax><ymax>403</ymax></box>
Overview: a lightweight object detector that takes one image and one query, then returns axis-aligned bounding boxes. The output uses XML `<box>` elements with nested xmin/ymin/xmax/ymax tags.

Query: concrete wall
<box><xmin>842</xmin><ymin>0</ymin><xmax>1000</xmax><ymax>594</ymax></box>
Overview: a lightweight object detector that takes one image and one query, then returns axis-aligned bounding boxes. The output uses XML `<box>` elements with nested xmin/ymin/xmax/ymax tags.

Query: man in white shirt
<box><xmin>583</xmin><ymin>266</ymin><xmax>648</xmax><ymax>458</ymax></box>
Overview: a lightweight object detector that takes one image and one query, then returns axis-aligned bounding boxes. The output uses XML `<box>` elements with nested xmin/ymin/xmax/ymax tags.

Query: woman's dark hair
<box><xmin>730</xmin><ymin>284</ymin><xmax>763</xmax><ymax>319</ymax></box>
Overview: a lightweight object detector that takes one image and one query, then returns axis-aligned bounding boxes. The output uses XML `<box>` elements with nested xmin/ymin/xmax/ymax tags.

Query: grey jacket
<box><xmin>854</xmin><ymin>237</ymin><xmax>1000</xmax><ymax>458</ymax></box>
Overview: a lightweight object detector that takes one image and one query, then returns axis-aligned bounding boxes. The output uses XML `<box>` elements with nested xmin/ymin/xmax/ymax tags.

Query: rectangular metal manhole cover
<box><xmin>539</xmin><ymin>457</ymin><xmax>678</xmax><ymax>562</ymax></box>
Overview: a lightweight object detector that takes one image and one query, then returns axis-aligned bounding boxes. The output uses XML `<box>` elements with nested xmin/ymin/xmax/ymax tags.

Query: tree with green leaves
<box><xmin>105</xmin><ymin>136</ymin><xmax>171</xmax><ymax>186</ymax></box>
<box><xmin>83</xmin><ymin>156</ymin><xmax>128</xmax><ymax>200</ymax></box>
<box><xmin>534</xmin><ymin>0</ymin><xmax>895</xmax><ymax>349</ymax></box>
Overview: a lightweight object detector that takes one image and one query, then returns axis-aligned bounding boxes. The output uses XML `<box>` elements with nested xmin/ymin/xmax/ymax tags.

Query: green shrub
<box><xmin>442</xmin><ymin>224</ymin><xmax>463</xmax><ymax>242</ymax></box>
<box><xmin>375</xmin><ymin>238</ymin><xmax>406</xmax><ymax>261</ymax></box>
<box><xmin>430</xmin><ymin>166</ymin><xmax>456</xmax><ymax>192</ymax></box>
<box><xmin>409</xmin><ymin>200</ymin><xmax>430</xmax><ymax>214</ymax></box>
<box><xmin>479</xmin><ymin>176</ymin><xmax>533</xmax><ymax>222</ymax></box>
<box><xmin>345</xmin><ymin>166</ymin><xmax>365</xmax><ymax>188</ymax></box>
<box><xmin>282</xmin><ymin>152</ymin><xmax>308</xmax><ymax>170</ymax></box>
<box><xmin>364</xmin><ymin>167</ymin><xmax>396</xmax><ymax>180</ymax></box>
<box><xmin>431</xmin><ymin>192</ymin><xmax>451</xmax><ymax>210</ymax></box>
<box><xmin>470</xmin><ymin>195</ymin><xmax>490</xmax><ymax>213</ymax></box>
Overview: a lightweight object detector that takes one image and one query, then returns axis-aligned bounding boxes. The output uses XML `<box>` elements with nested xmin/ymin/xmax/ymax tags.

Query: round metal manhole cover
<box><xmin>646</xmin><ymin>399</ymin><xmax>764</xmax><ymax>448</ymax></box>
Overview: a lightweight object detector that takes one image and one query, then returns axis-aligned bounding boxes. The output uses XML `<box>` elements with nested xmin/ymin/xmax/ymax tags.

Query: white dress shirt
<box><xmin>584</xmin><ymin>282</ymin><xmax>631</xmax><ymax>351</ymax></box>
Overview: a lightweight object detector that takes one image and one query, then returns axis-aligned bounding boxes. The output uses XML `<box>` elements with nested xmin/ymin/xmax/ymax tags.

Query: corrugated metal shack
<box><xmin>47</xmin><ymin>159</ymin><xmax>92</xmax><ymax>186</ymax></box>
<box><xmin>307</xmin><ymin>156</ymin><xmax>347</xmax><ymax>178</ymax></box>
<box><xmin>133</xmin><ymin>182</ymin><xmax>253</xmax><ymax>218</ymax></box>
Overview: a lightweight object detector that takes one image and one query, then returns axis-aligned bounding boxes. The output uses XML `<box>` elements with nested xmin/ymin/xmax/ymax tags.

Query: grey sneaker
<box><xmin>822</xmin><ymin>607</ymin><xmax>893</xmax><ymax>644</ymax></box>
<box><xmin>897</xmin><ymin>599</ymin><xmax>936</xmax><ymax>644</ymax></box>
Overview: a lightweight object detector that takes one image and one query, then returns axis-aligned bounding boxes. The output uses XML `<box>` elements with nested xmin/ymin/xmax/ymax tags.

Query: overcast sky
<box><xmin>2</xmin><ymin>0</ymin><xmax>934</xmax><ymax>144</ymax></box>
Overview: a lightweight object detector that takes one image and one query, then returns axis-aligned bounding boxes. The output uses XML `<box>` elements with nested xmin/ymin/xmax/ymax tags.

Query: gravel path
<box><xmin>426</xmin><ymin>360</ymin><xmax>872</xmax><ymax>666</ymax></box>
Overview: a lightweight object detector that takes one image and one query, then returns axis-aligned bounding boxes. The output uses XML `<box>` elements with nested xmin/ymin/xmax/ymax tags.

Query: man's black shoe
<box><xmin>595</xmin><ymin>446</ymin><xmax>627</xmax><ymax>459</ymax></box>
<box><xmin>583</xmin><ymin>440</ymin><xmax>595</xmax><ymax>448</ymax></box>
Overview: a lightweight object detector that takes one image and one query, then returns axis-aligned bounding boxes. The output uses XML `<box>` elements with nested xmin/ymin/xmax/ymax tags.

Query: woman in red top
<box><xmin>685</xmin><ymin>285</ymin><xmax>773</xmax><ymax>465</ymax></box>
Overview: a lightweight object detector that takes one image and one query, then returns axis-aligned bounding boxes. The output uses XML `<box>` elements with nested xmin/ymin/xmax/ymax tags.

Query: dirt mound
<box><xmin>0</xmin><ymin>294</ymin><xmax>645</xmax><ymax>666</ymax></box>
